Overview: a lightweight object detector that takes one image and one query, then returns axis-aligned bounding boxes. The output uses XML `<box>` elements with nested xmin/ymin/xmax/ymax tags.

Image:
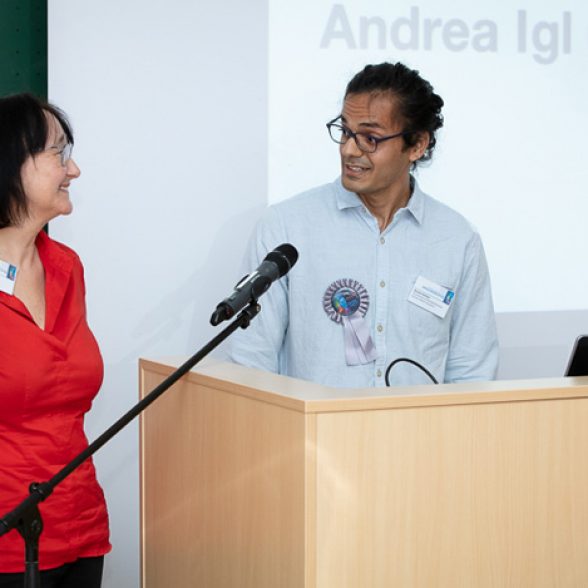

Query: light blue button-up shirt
<box><xmin>227</xmin><ymin>177</ymin><xmax>498</xmax><ymax>387</ymax></box>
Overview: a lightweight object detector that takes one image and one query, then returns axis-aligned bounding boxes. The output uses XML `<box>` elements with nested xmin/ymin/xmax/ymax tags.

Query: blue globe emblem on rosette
<box><xmin>323</xmin><ymin>278</ymin><xmax>370</xmax><ymax>325</ymax></box>
<box><xmin>331</xmin><ymin>287</ymin><xmax>361</xmax><ymax>317</ymax></box>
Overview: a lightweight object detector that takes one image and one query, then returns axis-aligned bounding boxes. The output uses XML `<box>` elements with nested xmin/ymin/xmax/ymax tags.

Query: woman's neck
<box><xmin>0</xmin><ymin>225</ymin><xmax>40</xmax><ymax>267</ymax></box>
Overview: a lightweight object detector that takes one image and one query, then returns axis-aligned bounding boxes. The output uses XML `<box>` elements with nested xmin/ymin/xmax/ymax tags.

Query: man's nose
<box><xmin>340</xmin><ymin>136</ymin><xmax>363</xmax><ymax>157</ymax></box>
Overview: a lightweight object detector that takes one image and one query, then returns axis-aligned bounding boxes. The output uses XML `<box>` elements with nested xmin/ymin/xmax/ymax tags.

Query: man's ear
<box><xmin>409</xmin><ymin>131</ymin><xmax>430</xmax><ymax>162</ymax></box>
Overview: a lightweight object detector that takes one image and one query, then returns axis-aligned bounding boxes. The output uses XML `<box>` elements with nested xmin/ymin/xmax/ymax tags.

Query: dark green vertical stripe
<box><xmin>0</xmin><ymin>0</ymin><xmax>47</xmax><ymax>98</ymax></box>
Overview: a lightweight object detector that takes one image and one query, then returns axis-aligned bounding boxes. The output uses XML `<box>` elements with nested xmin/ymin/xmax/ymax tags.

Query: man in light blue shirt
<box><xmin>228</xmin><ymin>62</ymin><xmax>498</xmax><ymax>387</ymax></box>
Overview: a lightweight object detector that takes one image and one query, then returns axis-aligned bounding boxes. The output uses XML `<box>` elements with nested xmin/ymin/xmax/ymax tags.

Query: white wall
<box><xmin>48</xmin><ymin>1</ymin><xmax>268</xmax><ymax>585</ymax></box>
<box><xmin>48</xmin><ymin>1</ymin><xmax>588</xmax><ymax>586</ymax></box>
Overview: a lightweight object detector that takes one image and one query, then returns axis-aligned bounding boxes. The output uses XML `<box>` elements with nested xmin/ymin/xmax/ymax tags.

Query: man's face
<box><xmin>339</xmin><ymin>92</ymin><xmax>425</xmax><ymax>201</ymax></box>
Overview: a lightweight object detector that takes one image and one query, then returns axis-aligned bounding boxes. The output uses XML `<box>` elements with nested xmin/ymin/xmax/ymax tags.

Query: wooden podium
<box><xmin>140</xmin><ymin>358</ymin><xmax>588</xmax><ymax>587</ymax></box>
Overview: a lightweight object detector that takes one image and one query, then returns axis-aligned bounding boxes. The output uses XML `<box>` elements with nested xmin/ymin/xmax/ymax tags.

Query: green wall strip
<box><xmin>0</xmin><ymin>0</ymin><xmax>47</xmax><ymax>98</ymax></box>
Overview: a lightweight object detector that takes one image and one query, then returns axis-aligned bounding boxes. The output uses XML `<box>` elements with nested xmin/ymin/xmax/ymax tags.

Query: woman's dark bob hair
<box><xmin>0</xmin><ymin>93</ymin><xmax>73</xmax><ymax>228</ymax></box>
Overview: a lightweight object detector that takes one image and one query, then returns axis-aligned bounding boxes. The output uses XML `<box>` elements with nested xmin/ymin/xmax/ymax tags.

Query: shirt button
<box><xmin>380</xmin><ymin>237</ymin><xmax>385</xmax><ymax>244</ymax></box>
<box><xmin>376</xmin><ymin>369</ymin><xmax>382</xmax><ymax>378</ymax></box>
<box><xmin>379</xmin><ymin>280</ymin><xmax>386</xmax><ymax>288</ymax></box>
<box><xmin>377</xmin><ymin>324</ymin><xmax>383</xmax><ymax>333</ymax></box>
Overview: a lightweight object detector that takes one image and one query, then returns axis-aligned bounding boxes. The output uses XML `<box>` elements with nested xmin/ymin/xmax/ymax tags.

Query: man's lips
<box><xmin>344</xmin><ymin>161</ymin><xmax>371</xmax><ymax>175</ymax></box>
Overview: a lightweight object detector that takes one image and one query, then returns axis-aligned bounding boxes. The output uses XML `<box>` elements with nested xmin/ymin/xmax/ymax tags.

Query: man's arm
<box><xmin>445</xmin><ymin>232</ymin><xmax>499</xmax><ymax>382</ymax></box>
<box><xmin>225</xmin><ymin>208</ymin><xmax>290</xmax><ymax>374</ymax></box>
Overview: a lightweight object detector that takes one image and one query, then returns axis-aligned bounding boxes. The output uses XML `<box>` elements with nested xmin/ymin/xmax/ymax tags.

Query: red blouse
<box><xmin>0</xmin><ymin>231</ymin><xmax>111</xmax><ymax>572</ymax></box>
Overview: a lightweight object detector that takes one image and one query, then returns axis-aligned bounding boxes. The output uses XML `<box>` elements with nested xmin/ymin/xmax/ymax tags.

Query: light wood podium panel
<box><xmin>140</xmin><ymin>358</ymin><xmax>588</xmax><ymax>588</ymax></box>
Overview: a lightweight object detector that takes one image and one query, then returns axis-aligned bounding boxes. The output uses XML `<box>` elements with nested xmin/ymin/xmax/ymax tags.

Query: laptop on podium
<box><xmin>565</xmin><ymin>335</ymin><xmax>588</xmax><ymax>376</ymax></box>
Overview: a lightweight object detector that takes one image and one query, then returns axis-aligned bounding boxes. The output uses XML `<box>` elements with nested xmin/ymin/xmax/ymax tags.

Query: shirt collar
<box><xmin>36</xmin><ymin>230</ymin><xmax>75</xmax><ymax>333</ymax></box>
<box><xmin>334</xmin><ymin>178</ymin><xmax>364</xmax><ymax>210</ymax></box>
<box><xmin>334</xmin><ymin>175</ymin><xmax>425</xmax><ymax>225</ymax></box>
<box><xmin>0</xmin><ymin>231</ymin><xmax>75</xmax><ymax>332</ymax></box>
<box><xmin>405</xmin><ymin>177</ymin><xmax>425</xmax><ymax>225</ymax></box>
<box><xmin>35</xmin><ymin>230</ymin><xmax>73</xmax><ymax>274</ymax></box>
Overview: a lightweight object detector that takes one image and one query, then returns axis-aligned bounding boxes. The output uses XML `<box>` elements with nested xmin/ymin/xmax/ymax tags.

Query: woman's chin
<box><xmin>59</xmin><ymin>200</ymin><xmax>74</xmax><ymax>216</ymax></box>
<box><xmin>45</xmin><ymin>202</ymin><xmax>74</xmax><ymax>223</ymax></box>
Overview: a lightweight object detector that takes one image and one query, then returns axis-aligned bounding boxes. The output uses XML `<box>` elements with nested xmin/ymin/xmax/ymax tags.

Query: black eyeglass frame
<box><xmin>326</xmin><ymin>116</ymin><xmax>415</xmax><ymax>154</ymax></box>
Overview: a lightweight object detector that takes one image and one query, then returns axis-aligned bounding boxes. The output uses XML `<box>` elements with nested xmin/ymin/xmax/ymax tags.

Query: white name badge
<box><xmin>0</xmin><ymin>259</ymin><xmax>18</xmax><ymax>295</ymax></box>
<box><xmin>408</xmin><ymin>275</ymin><xmax>455</xmax><ymax>319</ymax></box>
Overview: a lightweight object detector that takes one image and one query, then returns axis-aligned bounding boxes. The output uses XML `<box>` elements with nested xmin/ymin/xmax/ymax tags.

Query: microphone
<box><xmin>210</xmin><ymin>243</ymin><xmax>298</xmax><ymax>326</ymax></box>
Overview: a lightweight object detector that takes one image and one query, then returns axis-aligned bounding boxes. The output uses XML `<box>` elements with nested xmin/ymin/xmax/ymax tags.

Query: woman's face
<box><xmin>20</xmin><ymin>113</ymin><xmax>81</xmax><ymax>226</ymax></box>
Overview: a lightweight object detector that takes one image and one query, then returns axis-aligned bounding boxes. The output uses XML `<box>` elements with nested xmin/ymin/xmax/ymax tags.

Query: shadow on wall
<box><xmin>125</xmin><ymin>203</ymin><xmax>268</xmax><ymax>359</ymax></box>
<box><xmin>85</xmin><ymin>201</ymin><xmax>269</xmax><ymax>535</ymax></box>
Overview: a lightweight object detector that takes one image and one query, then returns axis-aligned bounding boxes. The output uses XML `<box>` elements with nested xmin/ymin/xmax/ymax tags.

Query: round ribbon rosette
<box><xmin>323</xmin><ymin>279</ymin><xmax>377</xmax><ymax>365</ymax></box>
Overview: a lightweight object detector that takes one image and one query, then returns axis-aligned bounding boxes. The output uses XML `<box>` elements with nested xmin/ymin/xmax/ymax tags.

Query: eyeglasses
<box><xmin>326</xmin><ymin>117</ymin><xmax>413</xmax><ymax>154</ymax></box>
<box><xmin>46</xmin><ymin>143</ymin><xmax>73</xmax><ymax>167</ymax></box>
<box><xmin>56</xmin><ymin>143</ymin><xmax>73</xmax><ymax>166</ymax></box>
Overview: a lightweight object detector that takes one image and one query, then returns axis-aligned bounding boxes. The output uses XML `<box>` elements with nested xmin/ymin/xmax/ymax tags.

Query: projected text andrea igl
<box><xmin>320</xmin><ymin>5</ymin><xmax>572</xmax><ymax>65</ymax></box>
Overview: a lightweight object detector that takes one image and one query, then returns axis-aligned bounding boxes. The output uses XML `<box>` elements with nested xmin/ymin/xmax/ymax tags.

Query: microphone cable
<box><xmin>384</xmin><ymin>357</ymin><xmax>439</xmax><ymax>386</ymax></box>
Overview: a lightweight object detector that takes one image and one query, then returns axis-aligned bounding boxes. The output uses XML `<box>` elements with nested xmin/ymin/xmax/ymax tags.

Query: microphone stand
<box><xmin>0</xmin><ymin>301</ymin><xmax>261</xmax><ymax>588</ymax></box>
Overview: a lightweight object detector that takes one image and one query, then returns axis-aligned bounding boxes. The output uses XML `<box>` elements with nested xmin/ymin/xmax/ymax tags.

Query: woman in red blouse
<box><xmin>0</xmin><ymin>95</ymin><xmax>110</xmax><ymax>587</ymax></box>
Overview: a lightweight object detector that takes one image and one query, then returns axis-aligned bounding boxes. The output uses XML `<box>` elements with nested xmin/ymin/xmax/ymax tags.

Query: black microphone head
<box><xmin>265</xmin><ymin>243</ymin><xmax>298</xmax><ymax>277</ymax></box>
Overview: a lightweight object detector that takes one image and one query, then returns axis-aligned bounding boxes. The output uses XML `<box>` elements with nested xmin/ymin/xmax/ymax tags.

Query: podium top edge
<box><xmin>139</xmin><ymin>357</ymin><xmax>588</xmax><ymax>413</ymax></box>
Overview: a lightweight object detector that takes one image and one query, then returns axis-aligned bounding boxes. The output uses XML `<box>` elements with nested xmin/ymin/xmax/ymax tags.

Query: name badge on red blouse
<box><xmin>0</xmin><ymin>259</ymin><xmax>18</xmax><ymax>295</ymax></box>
